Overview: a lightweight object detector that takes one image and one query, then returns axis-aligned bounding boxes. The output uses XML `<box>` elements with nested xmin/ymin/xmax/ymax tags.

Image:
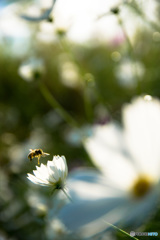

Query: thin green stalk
<box><xmin>104</xmin><ymin>221</ymin><xmax>139</xmax><ymax>240</ymax></box>
<box><xmin>96</xmin><ymin>6</ymin><xmax>142</xmax><ymax>94</ymax></box>
<box><xmin>61</xmin><ymin>188</ymin><xmax>73</xmax><ymax>202</ymax></box>
<box><xmin>125</xmin><ymin>0</ymin><xmax>160</xmax><ymax>32</ymax></box>
<box><xmin>83</xmin><ymin>87</ymin><xmax>93</xmax><ymax>122</ymax></box>
<box><xmin>117</xmin><ymin>15</ymin><xmax>142</xmax><ymax>94</ymax></box>
<box><xmin>50</xmin><ymin>187</ymin><xmax>58</xmax><ymax>196</ymax></box>
<box><xmin>58</xmin><ymin>38</ymin><xmax>93</xmax><ymax>122</ymax></box>
<box><xmin>39</xmin><ymin>82</ymin><xmax>78</xmax><ymax>128</ymax></box>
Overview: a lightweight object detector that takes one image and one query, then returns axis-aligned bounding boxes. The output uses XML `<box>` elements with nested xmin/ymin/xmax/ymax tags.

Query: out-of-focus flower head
<box><xmin>65</xmin><ymin>106</ymin><xmax>110</xmax><ymax>146</ymax></box>
<box><xmin>0</xmin><ymin>2</ymin><xmax>31</xmax><ymax>56</ymax></box>
<box><xmin>18</xmin><ymin>57</ymin><xmax>45</xmax><ymax>81</ymax></box>
<box><xmin>0</xmin><ymin>169</ymin><xmax>13</xmax><ymax>202</ymax></box>
<box><xmin>65</xmin><ymin>125</ymin><xmax>93</xmax><ymax>147</ymax></box>
<box><xmin>46</xmin><ymin>218</ymin><xmax>71</xmax><ymax>240</ymax></box>
<box><xmin>20</xmin><ymin>0</ymin><xmax>57</xmax><ymax>22</ymax></box>
<box><xmin>59</xmin><ymin>95</ymin><xmax>160</xmax><ymax>238</ymax></box>
<box><xmin>58</xmin><ymin>60</ymin><xmax>81</xmax><ymax>89</ymax></box>
<box><xmin>26</xmin><ymin>189</ymin><xmax>48</xmax><ymax>217</ymax></box>
<box><xmin>115</xmin><ymin>59</ymin><xmax>145</xmax><ymax>88</ymax></box>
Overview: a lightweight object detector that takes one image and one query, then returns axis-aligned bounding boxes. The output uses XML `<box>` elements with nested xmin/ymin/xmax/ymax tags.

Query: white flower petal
<box><xmin>21</xmin><ymin>0</ymin><xmax>56</xmax><ymax>22</ymax></box>
<box><xmin>60</xmin><ymin>183</ymin><xmax>160</xmax><ymax>238</ymax></box>
<box><xmin>54</xmin><ymin>156</ymin><xmax>64</xmax><ymax>178</ymax></box>
<box><xmin>47</xmin><ymin>160</ymin><xmax>59</xmax><ymax>182</ymax></box>
<box><xmin>77</xmin><ymin>202</ymin><xmax>129</xmax><ymax>238</ymax></box>
<box><xmin>50</xmin><ymin>156</ymin><xmax>68</xmax><ymax>182</ymax></box>
<box><xmin>60</xmin><ymin>174</ymin><xmax>160</xmax><ymax>238</ymax></box>
<box><xmin>67</xmin><ymin>169</ymin><xmax>125</xmax><ymax>201</ymax></box>
<box><xmin>63</xmin><ymin>156</ymin><xmax>68</xmax><ymax>177</ymax></box>
<box><xmin>59</xmin><ymin>156</ymin><xmax>68</xmax><ymax>181</ymax></box>
<box><xmin>84</xmin><ymin>123</ymin><xmax>137</xmax><ymax>190</ymax></box>
<box><xmin>59</xmin><ymin>169</ymin><xmax>131</xmax><ymax>237</ymax></box>
<box><xmin>47</xmin><ymin>159</ymin><xmax>60</xmax><ymax>181</ymax></box>
<box><xmin>59</xmin><ymin>196</ymin><xmax>129</xmax><ymax>237</ymax></box>
<box><xmin>123</xmin><ymin>183</ymin><xmax>160</xmax><ymax>227</ymax></box>
<box><xmin>36</xmin><ymin>163</ymin><xmax>49</xmax><ymax>180</ymax></box>
<box><xmin>27</xmin><ymin>173</ymin><xmax>49</xmax><ymax>186</ymax></box>
<box><xmin>33</xmin><ymin>170</ymin><xmax>48</xmax><ymax>182</ymax></box>
<box><xmin>123</xmin><ymin>96</ymin><xmax>160</xmax><ymax>177</ymax></box>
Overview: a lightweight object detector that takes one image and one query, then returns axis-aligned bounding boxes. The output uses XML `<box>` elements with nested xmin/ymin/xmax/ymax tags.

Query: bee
<box><xmin>28</xmin><ymin>149</ymin><xmax>50</xmax><ymax>165</ymax></box>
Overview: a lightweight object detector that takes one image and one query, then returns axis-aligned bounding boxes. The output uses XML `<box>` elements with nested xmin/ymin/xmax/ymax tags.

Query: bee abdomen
<box><xmin>28</xmin><ymin>154</ymin><xmax>32</xmax><ymax>161</ymax></box>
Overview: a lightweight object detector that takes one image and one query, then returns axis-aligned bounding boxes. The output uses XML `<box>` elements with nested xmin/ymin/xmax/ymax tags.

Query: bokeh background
<box><xmin>0</xmin><ymin>0</ymin><xmax>160</xmax><ymax>239</ymax></box>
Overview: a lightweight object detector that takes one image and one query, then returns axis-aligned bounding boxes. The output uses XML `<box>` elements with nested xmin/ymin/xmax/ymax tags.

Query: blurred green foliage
<box><xmin>1</xmin><ymin>0</ymin><xmax>160</xmax><ymax>239</ymax></box>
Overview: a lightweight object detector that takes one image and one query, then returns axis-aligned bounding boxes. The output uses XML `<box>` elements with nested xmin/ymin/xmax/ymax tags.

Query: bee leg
<box><xmin>37</xmin><ymin>156</ymin><xmax>40</xmax><ymax>165</ymax></box>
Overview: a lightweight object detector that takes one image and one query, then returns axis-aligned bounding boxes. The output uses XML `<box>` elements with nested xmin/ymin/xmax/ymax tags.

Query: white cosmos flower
<box><xmin>27</xmin><ymin>155</ymin><xmax>68</xmax><ymax>193</ymax></box>
<box><xmin>20</xmin><ymin>0</ymin><xmax>56</xmax><ymax>22</ymax></box>
<box><xmin>18</xmin><ymin>57</ymin><xmax>45</xmax><ymax>82</ymax></box>
<box><xmin>59</xmin><ymin>96</ymin><xmax>160</xmax><ymax>238</ymax></box>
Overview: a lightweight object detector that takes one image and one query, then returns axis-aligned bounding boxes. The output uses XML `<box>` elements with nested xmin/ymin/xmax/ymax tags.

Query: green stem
<box><xmin>83</xmin><ymin>87</ymin><xmax>93</xmax><ymax>122</ymax></box>
<box><xmin>117</xmin><ymin>15</ymin><xmax>142</xmax><ymax>94</ymax></box>
<box><xmin>126</xmin><ymin>0</ymin><xmax>160</xmax><ymax>32</ymax></box>
<box><xmin>104</xmin><ymin>221</ymin><xmax>139</xmax><ymax>240</ymax></box>
<box><xmin>39</xmin><ymin>82</ymin><xmax>78</xmax><ymax>128</ymax></box>
<box><xmin>58</xmin><ymin>38</ymin><xmax>93</xmax><ymax>122</ymax></box>
<box><xmin>61</xmin><ymin>188</ymin><xmax>73</xmax><ymax>202</ymax></box>
<box><xmin>96</xmin><ymin>6</ymin><xmax>142</xmax><ymax>94</ymax></box>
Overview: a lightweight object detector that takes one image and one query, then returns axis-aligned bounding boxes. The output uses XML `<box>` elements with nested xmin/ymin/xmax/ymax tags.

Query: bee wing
<box><xmin>42</xmin><ymin>152</ymin><xmax>50</xmax><ymax>157</ymax></box>
<box><xmin>29</xmin><ymin>149</ymin><xmax>33</xmax><ymax>152</ymax></box>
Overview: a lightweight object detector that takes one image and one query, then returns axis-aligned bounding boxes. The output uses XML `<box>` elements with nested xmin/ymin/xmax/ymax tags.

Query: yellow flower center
<box><xmin>131</xmin><ymin>175</ymin><xmax>153</xmax><ymax>198</ymax></box>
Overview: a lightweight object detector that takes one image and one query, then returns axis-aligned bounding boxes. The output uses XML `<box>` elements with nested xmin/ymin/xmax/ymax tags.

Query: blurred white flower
<box><xmin>26</xmin><ymin>189</ymin><xmax>48</xmax><ymax>216</ymax></box>
<box><xmin>27</xmin><ymin>156</ymin><xmax>68</xmax><ymax>191</ymax></box>
<box><xmin>20</xmin><ymin>0</ymin><xmax>56</xmax><ymax>22</ymax></box>
<box><xmin>0</xmin><ymin>169</ymin><xmax>13</xmax><ymax>202</ymax></box>
<box><xmin>0</xmin><ymin>3</ymin><xmax>31</xmax><ymax>56</ymax></box>
<box><xmin>65</xmin><ymin>125</ymin><xmax>93</xmax><ymax>147</ymax></box>
<box><xmin>50</xmin><ymin>0</ymin><xmax>159</xmax><ymax>44</ymax></box>
<box><xmin>59</xmin><ymin>96</ymin><xmax>160</xmax><ymax>238</ymax></box>
<box><xmin>53</xmin><ymin>0</ymin><xmax>122</xmax><ymax>44</ymax></box>
<box><xmin>115</xmin><ymin>59</ymin><xmax>145</xmax><ymax>88</ymax></box>
<box><xmin>46</xmin><ymin>218</ymin><xmax>71</xmax><ymax>240</ymax></box>
<box><xmin>59</xmin><ymin>60</ymin><xmax>81</xmax><ymax>89</ymax></box>
<box><xmin>18</xmin><ymin>57</ymin><xmax>45</xmax><ymax>81</ymax></box>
